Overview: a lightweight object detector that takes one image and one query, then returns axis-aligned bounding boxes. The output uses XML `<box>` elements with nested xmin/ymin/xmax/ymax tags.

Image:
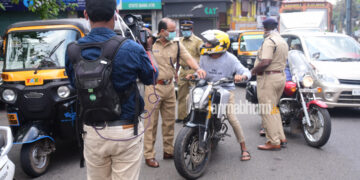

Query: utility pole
<box><xmin>346</xmin><ymin>0</ymin><xmax>352</xmax><ymax>35</ymax></box>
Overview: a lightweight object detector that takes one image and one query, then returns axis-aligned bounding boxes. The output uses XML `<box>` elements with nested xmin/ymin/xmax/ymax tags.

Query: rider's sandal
<box><xmin>240</xmin><ymin>151</ymin><xmax>251</xmax><ymax>161</ymax></box>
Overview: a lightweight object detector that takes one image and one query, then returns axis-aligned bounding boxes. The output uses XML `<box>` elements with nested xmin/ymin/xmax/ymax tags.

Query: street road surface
<box><xmin>3</xmin><ymin>87</ymin><xmax>360</xmax><ymax>180</ymax></box>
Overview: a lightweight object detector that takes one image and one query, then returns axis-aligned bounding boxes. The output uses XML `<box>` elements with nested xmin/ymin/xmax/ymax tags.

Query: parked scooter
<box><xmin>174</xmin><ymin>77</ymin><xmax>234</xmax><ymax>179</ymax></box>
<box><xmin>0</xmin><ymin>126</ymin><xmax>15</xmax><ymax>180</ymax></box>
<box><xmin>246</xmin><ymin>50</ymin><xmax>331</xmax><ymax>147</ymax></box>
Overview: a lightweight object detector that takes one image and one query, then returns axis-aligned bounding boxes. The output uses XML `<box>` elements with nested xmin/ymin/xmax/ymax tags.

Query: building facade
<box><xmin>162</xmin><ymin>0</ymin><xmax>232</xmax><ymax>37</ymax></box>
<box><xmin>228</xmin><ymin>0</ymin><xmax>281</xmax><ymax>30</ymax></box>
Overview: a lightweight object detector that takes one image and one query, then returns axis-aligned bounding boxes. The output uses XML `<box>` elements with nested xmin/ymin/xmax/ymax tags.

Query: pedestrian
<box><xmin>251</xmin><ymin>17</ymin><xmax>288</xmax><ymax>150</ymax></box>
<box><xmin>65</xmin><ymin>0</ymin><xmax>158</xmax><ymax>179</ymax></box>
<box><xmin>176</xmin><ymin>20</ymin><xmax>204</xmax><ymax>123</ymax></box>
<box><xmin>191</xmin><ymin>29</ymin><xmax>251</xmax><ymax>161</ymax></box>
<box><xmin>143</xmin><ymin>18</ymin><xmax>206</xmax><ymax>168</ymax></box>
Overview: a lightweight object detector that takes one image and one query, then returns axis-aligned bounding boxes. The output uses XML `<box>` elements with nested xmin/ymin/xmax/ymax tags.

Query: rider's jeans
<box><xmin>83</xmin><ymin>123</ymin><xmax>144</xmax><ymax>180</ymax></box>
<box><xmin>226</xmin><ymin>91</ymin><xmax>246</xmax><ymax>143</ymax></box>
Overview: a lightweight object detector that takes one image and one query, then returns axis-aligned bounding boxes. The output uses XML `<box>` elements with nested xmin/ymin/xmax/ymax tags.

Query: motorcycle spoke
<box><xmin>186</xmin><ymin>158</ymin><xmax>192</xmax><ymax>169</ymax></box>
<box><xmin>191</xmin><ymin>161</ymin><xmax>195</xmax><ymax>170</ymax></box>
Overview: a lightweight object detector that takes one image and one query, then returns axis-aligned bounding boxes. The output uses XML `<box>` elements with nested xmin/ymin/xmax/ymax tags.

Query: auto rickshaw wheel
<box><xmin>20</xmin><ymin>140</ymin><xmax>51</xmax><ymax>177</ymax></box>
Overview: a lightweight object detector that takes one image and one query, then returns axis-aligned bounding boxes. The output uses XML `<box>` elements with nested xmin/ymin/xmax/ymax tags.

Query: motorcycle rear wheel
<box><xmin>302</xmin><ymin>106</ymin><xmax>331</xmax><ymax>148</ymax></box>
<box><xmin>174</xmin><ymin>127</ymin><xmax>211</xmax><ymax>180</ymax></box>
<box><xmin>20</xmin><ymin>140</ymin><xmax>51</xmax><ymax>177</ymax></box>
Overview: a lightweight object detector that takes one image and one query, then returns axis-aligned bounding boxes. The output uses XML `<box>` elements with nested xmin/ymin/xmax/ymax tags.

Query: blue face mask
<box><xmin>182</xmin><ymin>30</ymin><xmax>192</xmax><ymax>38</ymax></box>
<box><xmin>166</xmin><ymin>31</ymin><xmax>176</xmax><ymax>41</ymax></box>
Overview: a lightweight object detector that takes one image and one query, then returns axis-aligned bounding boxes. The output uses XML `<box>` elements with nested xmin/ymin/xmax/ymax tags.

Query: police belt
<box><xmin>157</xmin><ymin>79</ymin><xmax>173</xmax><ymax>85</ymax></box>
<box><xmin>257</xmin><ymin>70</ymin><xmax>283</xmax><ymax>76</ymax></box>
<box><xmin>181</xmin><ymin>66</ymin><xmax>191</xmax><ymax>71</ymax></box>
<box><xmin>85</xmin><ymin>119</ymin><xmax>134</xmax><ymax>127</ymax></box>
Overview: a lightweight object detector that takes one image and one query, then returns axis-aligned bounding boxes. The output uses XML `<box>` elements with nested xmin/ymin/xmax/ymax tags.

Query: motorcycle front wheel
<box><xmin>20</xmin><ymin>140</ymin><xmax>51</xmax><ymax>177</ymax></box>
<box><xmin>302</xmin><ymin>106</ymin><xmax>331</xmax><ymax>148</ymax></box>
<box><xmin>174</xmin><ymin>127</ymin><xmax>211</xmax><ymax>180</ymax></box>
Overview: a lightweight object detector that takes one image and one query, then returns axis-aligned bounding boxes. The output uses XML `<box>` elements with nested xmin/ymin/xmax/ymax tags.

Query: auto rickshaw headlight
<box><xmin>57</xmin><ymin>86</ymin><xmax>70</xmax><ymax>98</ymax></box>
<box><xmin>246</xmin><ymin>58</ymin><xmax>252</xmax><ymax>65</ymax></box>
<box><xmin>302</xmin><ymin>75</ymin><xmax>314</xmax><ymax>88</ymax></box>
<box><xmin>2</xmin><ymin>89</ymin><xmax>16</xmax><ymax>102</ymax></box>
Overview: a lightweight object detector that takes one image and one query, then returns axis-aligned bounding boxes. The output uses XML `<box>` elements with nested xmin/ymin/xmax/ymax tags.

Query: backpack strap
<box><xmin>67</xmin><ymin>35</ymin><xmax>128</xmax><ymax>65</ymax></box>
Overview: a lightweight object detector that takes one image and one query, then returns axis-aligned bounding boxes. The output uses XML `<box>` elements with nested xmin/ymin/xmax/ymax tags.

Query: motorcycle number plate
<box><xmin>25</xmin><ymin>77</ymin><xmax>43</xmax><ymax>86</ymax></box>
<box><xmin>352</xmin><ymin>89</ymin><xmax>360</xmax><ymax>96</ymax></box>
<box><xmin>7</xmin><ymin>113</ymin><xmax>19</xmax><ymax>126</ymax></box>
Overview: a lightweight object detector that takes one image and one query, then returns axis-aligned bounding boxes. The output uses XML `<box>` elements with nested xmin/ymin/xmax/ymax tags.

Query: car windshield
<box><xmin>304</xmin><ymin>35</ymin><xmax>360</xmax><ymax>61</ymax></box>
<box><xmin>5</xmin><ymin>29</ymin><xmax>78</xmax><ymax>70</ymax></box>
<box><xmin>239</xmin><ymin>34</ymin><xmax>264</xmax><ymax>51</ymax></box>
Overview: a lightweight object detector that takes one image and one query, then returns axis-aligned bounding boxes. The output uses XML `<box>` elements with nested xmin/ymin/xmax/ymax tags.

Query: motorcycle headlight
<box><xmin>57</xmin><ymin>86</ymin><xmax>70</xmax><ymax>98</ymax></box>
<box><xmin>317</xmin><ymin>73</ymin><xmax>339</xmax><ymax>84</ymax></box>
<box><xmin>302</xmin><ymin>75</ymin><xmax>314</xmax><ymax>88</ymax></box>
<box><xmin>2</xmin><ymin>89</ymin><xmax>16</xmax><ymax>102</ymax></box>
<box><xmin>193</xmin><ymin>88</ymin><xmax>204</xmax><ymax>104</ymax></box>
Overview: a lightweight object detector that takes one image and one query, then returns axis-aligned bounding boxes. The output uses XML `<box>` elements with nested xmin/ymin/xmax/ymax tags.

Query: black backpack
<box><xmin>67</xmin><ymin>36</ymin><xmax>131</xmax><ymax>125</ymax></box>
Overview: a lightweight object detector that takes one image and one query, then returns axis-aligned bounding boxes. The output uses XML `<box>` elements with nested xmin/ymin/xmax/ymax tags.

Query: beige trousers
<box><xmin>177</xmin><ymin>74</ymin><xmax>192</xmax><ymax>120</ymax></box>
<box><xmin>83</xmin><ymin>123</ymin><xmax>144</xmax><ymax>180</ymax></box>
<box><xmin>143</xmin><ymin>84</ymin><xmax>176</xmax><ymax>159</ymax></box>
<box><xmin>257</xmin><ymin>73</ymin><xmax>286</xmax><ymax>145</ymax></box>
<box><xmin>227</xmin><ymin>91</ymin><xmax>246</xmax><ymax>143</ymax></box>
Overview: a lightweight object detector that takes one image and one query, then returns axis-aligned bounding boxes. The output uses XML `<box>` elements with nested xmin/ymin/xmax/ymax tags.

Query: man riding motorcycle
<box><xmin>188</xmin><ymin>30</ymin><xmax>252</xmax><ymax>161</ymax></box>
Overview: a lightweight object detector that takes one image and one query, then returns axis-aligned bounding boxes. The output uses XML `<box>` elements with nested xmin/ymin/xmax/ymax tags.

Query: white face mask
<box><xmin>264</xmin><ymin>30</ymin><xmax>276</xmax><ymax>38</ymax></box>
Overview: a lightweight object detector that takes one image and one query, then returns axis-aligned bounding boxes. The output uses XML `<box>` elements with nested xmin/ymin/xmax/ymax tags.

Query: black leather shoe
<box><xmin>280</xmin><ymin>139</ymin><xmax>288</xmax><ymax>148</ymax></box>
<box><xmin>175</xmin><ymin>119</ymin><xmax>183</xmax><ymax>123</ymax></box>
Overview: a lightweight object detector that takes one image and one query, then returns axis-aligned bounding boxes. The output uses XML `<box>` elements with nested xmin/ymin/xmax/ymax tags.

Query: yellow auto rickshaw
<box><xmin>0</xmin><ymin>19</ymin><xmax>90</xmax><ymax>177</ymax></box>
<box><xmin>237</xmin><ymin>30</ymin><xmax>264</xmax><ymax>70</ymax></box>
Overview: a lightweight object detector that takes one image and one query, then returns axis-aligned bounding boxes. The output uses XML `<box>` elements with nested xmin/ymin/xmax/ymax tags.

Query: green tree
<box><xmin>333</xmin><ymin>0</ymin><xmax>360</xmax><ymax>33</ymax></box>
<box><xmin>0</xmin><ymin>0</ymin><xmax>77</xmax><ymax>19</ymax></box>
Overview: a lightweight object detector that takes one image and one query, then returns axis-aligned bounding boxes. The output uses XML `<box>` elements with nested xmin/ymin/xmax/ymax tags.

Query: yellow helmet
<box><xmin>200</xmin><ymin>30</ymin><xmax>230</xmax><ymax>55</ymax></box>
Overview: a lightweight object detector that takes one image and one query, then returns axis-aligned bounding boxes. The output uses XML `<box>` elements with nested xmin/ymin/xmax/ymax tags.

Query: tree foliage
<box><xmin>333</xmin><ymin>0</ymin><xmax>360</xmax><ymax>32</ymax></box>
<box><xmin>0</xmin><ymin>0</ymin><xmax>77</xmax><ymax>19</ymax></box>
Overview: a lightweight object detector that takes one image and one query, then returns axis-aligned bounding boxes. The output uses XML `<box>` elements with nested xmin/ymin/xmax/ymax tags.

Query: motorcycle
<box><xmin>174</xmin><ymin>77</ymin><xmax>233</xmax><ymax>179</ymax></box>
<box><xmin>0</xmin><ymin>126</ymin><xmax>15</xmax><ymax>180</ymax></box>
<box><xmin>246</xmin><ymin>50</ymin><xmax>331</xmax><ymax>147</ymax></box>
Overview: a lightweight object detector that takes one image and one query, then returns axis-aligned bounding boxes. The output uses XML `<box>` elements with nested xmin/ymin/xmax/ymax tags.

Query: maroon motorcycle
<box><xmin>246</xmin><ymin>50</ymin><xmax>331</xmax><ymax>148</ymax></box>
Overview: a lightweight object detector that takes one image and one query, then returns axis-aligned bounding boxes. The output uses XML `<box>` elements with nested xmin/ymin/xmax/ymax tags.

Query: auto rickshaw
<box><xmin>237</xmin><ymin>30</ymin><xmax>264</xmax><ymax>70</ymax></box>
<box><xmin>0</xmin><ymin>19</ymin><xmax>90</xmax><ymax>177</ymax></box>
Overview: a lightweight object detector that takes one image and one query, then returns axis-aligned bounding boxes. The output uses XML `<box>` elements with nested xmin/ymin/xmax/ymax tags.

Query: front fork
<box><xmin>199</xmin><ymin>95</ymin><xmax>213</xmax><ymax>151</ymax></box>
<box><xmin>296</xmin><ymin>80</ymin><xmax>312</xmax><ymax>127</ymax></box>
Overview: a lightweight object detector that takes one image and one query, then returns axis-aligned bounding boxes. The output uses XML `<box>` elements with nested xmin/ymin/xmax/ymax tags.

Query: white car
<box><xmin>281</xmin><ymin>31</ymin><xmax>360</xmax><ymax>108</ymax></box>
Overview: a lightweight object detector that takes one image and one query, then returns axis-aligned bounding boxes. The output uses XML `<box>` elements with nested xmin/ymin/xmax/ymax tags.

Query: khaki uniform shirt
<box><xmin>152</xmin><ymin>39</ymin><xmax>192</xmax><ymax>80</ymax></box>
<box><xmin>254</xmin><ymin>32</ymin><xmax>288</xmax><ymax>71</ymax></box>
<box><xmin>179</xmin><ymin>34</ymin><xmax>203</xmax><ymax>71</ymax></box>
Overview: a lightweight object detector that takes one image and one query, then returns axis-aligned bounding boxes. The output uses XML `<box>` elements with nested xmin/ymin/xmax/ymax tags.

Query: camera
<box><xmin>116</xmin><ymin>14</ymin><xmax>151</xmax><ymax>50</ymax></box>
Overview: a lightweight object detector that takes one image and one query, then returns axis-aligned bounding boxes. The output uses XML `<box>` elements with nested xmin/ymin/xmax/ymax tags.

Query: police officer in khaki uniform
<box><xmin>251</xmin><ymin>18</ymin><xmax>288</xmax><ymax>150</ymax></box>
<box><xmin>176</xmin><ymin>20</ymin><xmax>203</xmax><ymax>123</ymax></box>
<box><xmin>144</xmin><ymin>18</ymin><xmax>206</xmax><ymax>168</ymax></box>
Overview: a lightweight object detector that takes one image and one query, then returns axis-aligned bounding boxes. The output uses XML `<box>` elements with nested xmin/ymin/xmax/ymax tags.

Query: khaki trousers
<box><xmin>83</xmin><ymin>123</ymin><xmax>144</xmax><ymax>180</ymax></box>
<box><xmin>227</xmin><ymin>91</ymin><xmax>246</xmax><ymax>143</ymax></box>
<box><xmin>143</xmin><ymin>84</ymin><xmax>176</xmax><ymax>159</ymax></box>
<box><xmin>177</xmin><ymin>69</ymin><xmax>193</xmax><ymax>120</ymax></box>
<box><xmin>257</xmin><ymin>73</ymin><xmax>286</xmax><ymax>145</ymax></box>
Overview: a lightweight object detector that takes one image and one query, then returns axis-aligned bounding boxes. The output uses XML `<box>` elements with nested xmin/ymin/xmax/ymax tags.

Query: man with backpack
<box><xmin>65</xmin><ymin>0</ymin><xmax>158</xmax><ymax>179</ymax></box>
